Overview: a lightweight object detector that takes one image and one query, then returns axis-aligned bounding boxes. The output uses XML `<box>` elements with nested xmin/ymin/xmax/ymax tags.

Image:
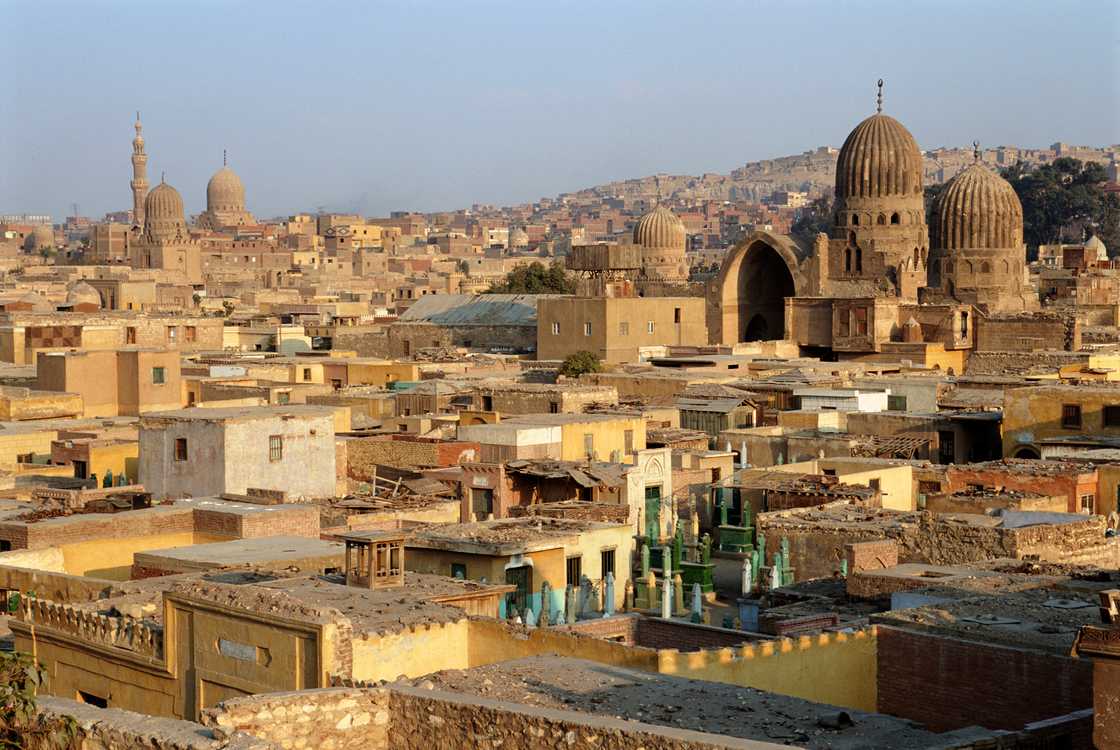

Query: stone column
<box><xmin>604</xmin><ymin>572</ymin><xmax>616</xmax><ymax>617</ymax></box>
<box><xmin>661</xmin><ymin>547</ymin><xmax>672</xmax><ymax>619</ymax></box>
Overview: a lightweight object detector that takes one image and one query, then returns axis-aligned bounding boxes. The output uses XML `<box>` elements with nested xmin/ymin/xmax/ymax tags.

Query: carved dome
<box><xmin>143</xmin><ymin>180</ymin><xmax>187</xmax><ymax>243</ymax></box>
<box><xmin>835</xmin><ymin>114</ymin><xmax>924</xmax><ymax>201</ymax></box>
<box><xmin>206</xmin><ymin>166</ymin><xmax>246</xmax><ymax>214</ymax></box>
<box><xmin>22</xmin><ymin>224</ymin><xmax>54</xmax><ymax>253</ymax></box>
<box><xmin>633</xmin><ymin>205</ymin><xmax>686</xmax><ymax>249</ymax></box>
<box><xmin>509</xmin><ymin>226</ymin><xmax>530</xmax><ymax>248</ymax></box>
<box><xmin>933</xmin><ymin>164</ymin><xmax>1023</xmax><ymax>250</ymax></box>
<box><xmin>65</xmin><ymin>281</ymin><xmax>101</xmax><ymax>308</ymax></box>
<box><xmin>1085</xmin><ymin>235</ymin><xmax>1108</xmax><ymax>261</ymax></box>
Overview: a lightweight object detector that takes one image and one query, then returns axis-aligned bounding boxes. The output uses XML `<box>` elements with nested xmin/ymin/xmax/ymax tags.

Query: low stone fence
<box><xmin>18</xmin><ymin>596</ymin><xmax>163</xmax><ymax>660</ymax></box>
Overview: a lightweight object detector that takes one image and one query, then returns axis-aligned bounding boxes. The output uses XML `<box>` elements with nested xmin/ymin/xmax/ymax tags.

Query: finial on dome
<box><xmin>161</xmin><ymin>171</ymin><xmax>165</xmax><ymax>184</ymax></box>
<box><xmin>876</xmin><ymin>79</ymin><xmax>884</xmax><ymax>114</ymax></box>
<box><xmin>223</xmin><ymin>149</ymin><xmax>227</xmax><ymax>167</ymax></box>
<box><xmin>134</xmin><ymin>111</ymin><xmax>142</xmax><ymax>133</ymax></box>
<box><xmin>973</xmin><ymin>140</ymin><xmax>981</xmax><ymax>162</ymax></box>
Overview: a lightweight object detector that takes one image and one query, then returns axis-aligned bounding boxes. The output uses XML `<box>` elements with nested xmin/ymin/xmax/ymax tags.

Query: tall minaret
<box><xmin>130</xmin><ymin>111</ymin><xmax>149</xmax><ymax>228</ymax></box>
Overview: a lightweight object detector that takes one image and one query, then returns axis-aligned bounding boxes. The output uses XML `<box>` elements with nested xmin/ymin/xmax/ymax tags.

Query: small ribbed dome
<box><xmin>633</xmin><ymin>205</ymin><xmax>686</xmax><ymax>249</ymax></box>
<box><xmin>66</xmin><ymin>281</ymin><xmax>101</xmax><ymax>308</ymax></box>
<box><xmin>206</xmin><ymin>166</ymin><xmax>246</xmax><ymax>214</ymax></box>
<box><xmin>23</xmin><ymin>225</ymin><xmax>54</xmax><ymax>252</ymax></box>
<box><xmin>1085</xmin><ymin>235</ymin><xmax>1108</xmax><ymax>261</ymax></box>
<box><xmin>934</xmin><ymin>163</ymin><xmax>1023</xmax><ymax>250</ymax></box>
<box><xmin>144</xmin><ymin>180</ymin><xmax>187</xmax><ymax>243</ymax></box>
<box><xmin>835</xmin><ymin>114</ymin><xmax>924</xmax><ymax>200</ymax></box>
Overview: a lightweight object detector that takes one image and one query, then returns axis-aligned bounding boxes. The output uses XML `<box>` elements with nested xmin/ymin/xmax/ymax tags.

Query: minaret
<box><xmin>130</xmin><ymin>111</ymin><xmax>149</xmax><ymax>228</ymax></box>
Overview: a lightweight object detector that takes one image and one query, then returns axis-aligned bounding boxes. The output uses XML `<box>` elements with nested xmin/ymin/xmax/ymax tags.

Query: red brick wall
<box><xmin>845</xmin><ymin>540</ymin><xmax>898</xmax><ymax>574</ymax></box>
<box><xmin>876</xmin><ymin>626</ymin><xmax>1092</xmax><ymax>733</ymax></box>
<box><xmin>633</xmin><ymin>618</ymin><xmax>754</xmax><ymax>652</ymax></box>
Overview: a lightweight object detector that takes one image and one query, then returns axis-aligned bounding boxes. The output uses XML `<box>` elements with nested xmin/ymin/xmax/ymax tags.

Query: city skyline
<box><xmin>3</xmin><ymin>0</ymin><xmax>1117</xmax><ymax>221</ymax></box>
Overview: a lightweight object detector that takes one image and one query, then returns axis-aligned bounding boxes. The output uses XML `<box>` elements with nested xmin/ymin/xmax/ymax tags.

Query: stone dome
<box><xmin>23</xmin><ymin>224</ymin><xmax>54</xmax><ymax>253</ymax></box>
<box><xmin>17</xmin><ymin>290</ymin><xmax>53</xmax><ymax>312</ymax></box>
<box><xmin>835</xmin><ymin>114</ymin><xmax>924</xmax><ymax>200</ymax></box>
<box><xmin>1085</xmin><ymin>235</ymin><xmax>1108</xmax><ymax>261</ymax></box>
<box><xmin>633</xmin><ymin>205</ymin><xmax>686</xmax><ymax>249</ymax></box>
<box><xmin>933</xmin><ymin>163</ymin><xmax>1023</xmax><ymax>250</ymax></box>
<box><xmin>144</xmin><ymin>180</ymin><xmax>187</xmax><ymax>243</ymax></box>
<box><xmin>65</xmin><ymin>281</ymin><xmax>101</xmax><ymax>308</ymax></box>
<box><xmin>206</xmin><ymin>166</ymin><xmax>246</xmax><ymax>214</ymax></box>
<box><xmin>509</xmin><ymin>226</ymin><xmax>530</xmax><ymax>248</ymax></box>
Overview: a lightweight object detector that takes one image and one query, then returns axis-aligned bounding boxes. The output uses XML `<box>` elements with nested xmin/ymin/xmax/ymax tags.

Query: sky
<box><xmin>2</xmin><ymin>0</ymin><xmax>1118</xmax><ymax>222</ymax></box>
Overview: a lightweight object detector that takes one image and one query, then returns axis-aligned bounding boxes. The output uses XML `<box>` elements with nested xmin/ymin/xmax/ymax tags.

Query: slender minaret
<box><xmin>130</xmin><ymin>111</ymin><xmax>149</xmax><ymax>228</ymax></box>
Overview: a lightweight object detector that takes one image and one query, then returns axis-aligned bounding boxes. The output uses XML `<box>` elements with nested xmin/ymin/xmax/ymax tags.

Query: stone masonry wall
<box><xmin>202</xmin><ymin>688</ymin><xmax>388</xmax><ymax>750</ymax></box>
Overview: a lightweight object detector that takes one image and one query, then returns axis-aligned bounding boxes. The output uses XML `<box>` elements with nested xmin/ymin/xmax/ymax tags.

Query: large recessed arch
<box><xmin>710</xmin><ymin>231</ymin><xmax>805</xmax><ymax>344</ymax></box>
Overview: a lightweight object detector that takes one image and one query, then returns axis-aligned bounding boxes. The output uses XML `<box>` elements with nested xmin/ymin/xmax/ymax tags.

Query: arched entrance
<box><xmin>711</xmin><ymin>232</ymin><xmax>804</xmax><ymax>345</ymax></box>
<box><xmin>734</xmin><ymin>241</ymin><xmax>796</xmax><ymax>342</ymax></box>
<box><xmin>1012</xmin><ymin>446</ymin><xmax>1040</xmax><ymax>459</ymax></box>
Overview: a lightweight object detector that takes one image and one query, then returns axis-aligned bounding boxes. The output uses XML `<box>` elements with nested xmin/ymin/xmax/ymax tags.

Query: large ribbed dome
<box><xmin>934</xmin><ymin>163</ymin><xmax>1023</xmax><ymax>250</ymax></box>
<box><xmin>206</xmin><ymin>166</ymin><xmax>246</xmax><ymax>214</ymax></box>
<box><xmin>144</xmin><ymin>180</ymin><xmax>187</xmax><ymax>242</ymax></box>
<box><xmin>835</xmin><ymin>114</ymin><xmax>924</xmax><ymax>200</ymax></box>
<box><xmin>633</xmin><ymin>205</ymin><xmax>686</xmax><ymax>249</ymax></box>
<box><xmin>65</xmin><ymin>281</ymin><xmax>102</xmax><ymax>308</ymax></box>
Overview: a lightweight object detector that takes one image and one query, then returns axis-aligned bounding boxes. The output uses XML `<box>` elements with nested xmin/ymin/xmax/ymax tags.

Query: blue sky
<box><xmin>2</xmin><ymin>0</ymin><xmax>1117</xmax><ymax>221</ymax></box>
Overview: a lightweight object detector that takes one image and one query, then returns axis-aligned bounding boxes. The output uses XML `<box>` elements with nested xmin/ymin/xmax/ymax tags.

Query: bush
<box><xmin>558</xmin><ymin>351</ymin><xmax>603</xmax><ymax>378</ymax></box>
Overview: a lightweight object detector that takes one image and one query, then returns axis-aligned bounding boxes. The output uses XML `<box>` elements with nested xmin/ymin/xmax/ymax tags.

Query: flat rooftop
<box><xmin>408</xmin><ymin>517</ymin><xmax>619</xmax><ymax>555</ymax></box>
<box><xmin>141</xmin><ymin>405</ymin><xmax>336</xmax><ymax>422</ymax></box>
<box><xmin>133</xmin><ymin>536</ymin><xmax>343</xmax><ymax>571</ymax></box>
<box><xmin>404</xmin><ymin>656</ymin><xmax>996</xmax><ymax>749</ymax></box>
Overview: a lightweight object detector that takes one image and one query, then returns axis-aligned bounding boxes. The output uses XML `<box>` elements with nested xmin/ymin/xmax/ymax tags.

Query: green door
<box><xmin>645</xmin><ymin>485</ymin><xmax>662</xmax><ymax>540</ymax></box>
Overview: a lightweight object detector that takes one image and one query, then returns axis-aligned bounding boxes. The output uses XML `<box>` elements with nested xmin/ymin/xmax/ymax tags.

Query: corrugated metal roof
<box><xmin>399</xmin><ymin>294</ymin><xmax>565</xmax><ymax>326</ymax></box>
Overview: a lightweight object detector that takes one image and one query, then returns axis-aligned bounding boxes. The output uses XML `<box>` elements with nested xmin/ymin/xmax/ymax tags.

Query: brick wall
<box><xmin>634</xmin><ymin>618</ymin><xmax>755</xmax><ymax>652</ymax></box>
<box><xmin>845</xmin><ymin>540</ymin><xmax>898</xmax><ymax>574</ymax></box>
<box><xmin>876</xmin><ymin>626</ymin><xmax>1092</xmax><ymax>733</ymax></box>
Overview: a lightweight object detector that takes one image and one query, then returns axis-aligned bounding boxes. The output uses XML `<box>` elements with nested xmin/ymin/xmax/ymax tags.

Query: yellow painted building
<box><xmin>504</xmin><ymin>412</ymin><xmax>647</xmax><ymax>462</ymax></box>
<box><xmin>1004</xmin><ymin>384</ymin><xmax>1120</xmax><ymax>458</ymax></box>
<box><xmin>775</xmin><ymin>457</ymin><xmax>914</xmax><ymax>510</ymax></box>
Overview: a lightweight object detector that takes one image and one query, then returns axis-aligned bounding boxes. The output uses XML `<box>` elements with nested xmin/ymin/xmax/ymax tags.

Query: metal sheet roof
<box><xmin>399</xmin><ymin>294</ymin><xmax>566</xmax><ymax>326</ymax></box>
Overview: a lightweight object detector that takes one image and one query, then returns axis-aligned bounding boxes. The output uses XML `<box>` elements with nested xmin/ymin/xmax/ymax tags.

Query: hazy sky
<box><xmin>3</xmin><ymin>0</ymin><xmax>1117</xmax><ymax>221</ymax></box>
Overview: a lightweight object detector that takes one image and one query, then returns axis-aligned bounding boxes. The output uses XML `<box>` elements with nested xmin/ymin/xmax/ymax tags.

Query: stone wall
<box><xmin>974</xmin><ymin>313</ymin><xmax>1078</xmax><ymax>354</ymax></box>
<box><xmin>844</xmin><ymin>540</ymin><xmax>898</xmax><ymax>574</ymax></box>
<box><xmin>345</xmin><ymin>435</ymin><xmax>478</xmax><ymax>477</ymax></box>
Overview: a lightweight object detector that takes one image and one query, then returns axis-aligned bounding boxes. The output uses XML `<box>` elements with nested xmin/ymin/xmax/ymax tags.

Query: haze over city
<box><xmin>2</xmin><ymin>0</ymin><xmax>1117</xmax><ymax>220</ymax></box>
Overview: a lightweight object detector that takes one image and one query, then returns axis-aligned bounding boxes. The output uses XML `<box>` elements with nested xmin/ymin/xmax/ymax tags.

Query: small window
<box><xmin>624</xmin><ymin>429</ymin><xmax>634</xmax><ymax>454</ymax></box>
<box><xmin>583</xmin><ymin>433</ymin><xmax>594</xmax><ymax>457</ymax></box>
<box><xmin>450</xmin><ymin>563</ymin><xmax>467</xmax><ymax>579</ymax></box>
<box><xmin>960</xmin><ymin>311</ymin><xmax>969</xmax><ymax>338</ymax></box>
<box><xmin>1104</xmin><ymin>405</ymin><xmax>1120</xmax><ymax>427</ymax></box>
<box><xmin>185</xmin><ymin>326</ymin><xmax>197</xmax><ymax>343</ymax></box>
<box><xmin>584</xmin><ymin>322</ymin><xmax>592</xmax><ymax>336</ymax></box>
<box><xmin>890</xmin><ymin>212</ymin><xmax>900</xmax><ymax>225</ymax></box>
<box><xmin>77</xmin><ymin>690</ymin><xmax>107</xmax><ymax>708</ymax></box>
<box><xmin>166</xmin><ymin>326</ymin><xmax>178</xmax><ymax>343</ymax></box>
<box><xmin>549</xmin><ymin>401</ymin><xmax>559</xmax><ymax>414</ymax></box>
<box><xmin>269</xmin><ymin>435</ymin><xmax>283</xmax><ymax>462</ymax></box>
<box><xmin>566</xmin><ymin>556</ymin><xmax>582</xmax><ymax>587</ymax></box>
<box><xmin>1061</xmin><ymin>404</ymin><xmax>1082</xmax><ymax>429</ymax></box>
<box><xmin>174</xmin><ymin>438</ymin><xmax>188</xmax><ymax>461</ymax></box>
<box><xmin>277</xmin><ymin>392</ymin><xmax>291</xmax><ymax>405</ymax></box>
<box><xmin>618</xmin><ymin>321</ymin><xmax>629</xmax><ymax>336</ymax></box>
<box><xmin>854</xmin><ymin>307</ymin><xmax>868</xmax><ymax>336</ymax></box>
<box><xmin>600</xmin><ymin>549</ymin><xmax>616</xmax><ymax>578</ymax></box>
<box><xmin>551</xmin><ymin>322</ymin><xmax>560</xmax><ymax>335</ymax></box>
<box><xmin>647</xmin><ymin>321</ymin><xmax>655</xmax><ymax>334</ymax></box>
<box><xmin>126</xmin><ymin>327</ymin><xmax>137</xmax><ymax>344</ymax></box>
<box><xmin>151</xmin><ymin>366</ymin><xmax>166</xmax><ymax>385</ymax></box>
<box><xmin>673</xmin><ymin>307</ymin><xmax>681</xmax><ymax>323</ymax></box>
<box><xmin>1080</xmin><ymin>494</ymin><xmax>1095</xmax><ymax>514</ymax></box>
<box><xmin>838</xmin><ymin>309</ymin><xmax>851</xmax><ymax>337</ymax></box>
<box><xmin>852</xmin><ymin>214</ymin><xmax>859</xmax><ymax>226</ymax></box>
<box><xmin>303</xmin><ymin>367</ymin><xmax>312</xmax><ymax>381</ymax></box>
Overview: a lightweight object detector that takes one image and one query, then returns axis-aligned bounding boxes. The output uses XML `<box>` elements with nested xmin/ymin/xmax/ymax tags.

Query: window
<box><xmin>854</xmin><ymin>306</ymin><xmax>868</xmax><ymax>336</ymax></box>
<box><xmin>844</xmin><ymin>248</ymin><xmax>852</xmax><ymax>273</ymax></box>
<box><xmin>890</xmin><ymin>212</ymin><xmax>900</xmax><ymax>225</ymax></box>
<box><xmin>1104</xmin><ymin>405</ymin><xmax>1120</xmax><ymax>427</ymax></box>
<box><xmin>174</xmin><ymin>438</ymin><xmax>188</xmax><ymax>461</ymax></box>
<box><xmin>151</xmin><ymin>366</ymin><xmax>166</xmax><ymax>385</ymax></box>
<box><xmin>551</xmin><ymin>322</ymin><xmax>560</xmax><ymax>335</ymax></box>
<box><xmin>1061</xmin><ymin>404</ymin><xmax>1082</xmax><ymax>429</ymax></box>
<box><xmin>618</xmin><ymin>321</ymin><xmax>629</xmax><ymax>336</ymax></box>
<box><xmin>887</xmin><ymin>395</ymin><xmax>907</xmax><ymax>411</ymax></box>
<box><xmin>277</xmin><ymin>392</ymin><xmax>291</xmax><ymax>405</ymax></box>
<box><xmin>583</xmin><ymin>433</ymin><xmax>594</xmax><ymax>458</ymax></box>
<box><xmin>673</xmin><ymin>307</ymin><xmax>681</xmax><ymax>323</ymax></box>
<box><xmin>472</xmin><ymin>488</ymin><xmax>493</xmax><ymax>517</ymax></box>
<box><xmin>851</xmin><ymin>214</ymin><xmax>859</xmax><ymax>226</ymax></box>
<box><xmin>166</xmin><ymin>326</ymin><xmax>178</xmax><ymax>343</ymax></box>
<box><xmin>450</xmin><ymin>563</ymin><xmax>467</xmax><ymax>580</ymax></box>
<box><xmin>600</xmin><ymin>548</ymin><xmax>616</xmax><ymax>578</ymax></box>
<box><xmin>1080</xmin><ymin>494</ymin><xmax>1095</xmax><ymax>514</ymax></box>
<box><xmin>126</xmin><ymin>327</ymin><xmax>136</xmax><ymax>344</ymax></box>
<box><xmin>624</xmin><ymin>429</ymin><xmax>634</xmax><ymax>454</ymax></box>
<box><xmin>960</xmin><ymin>311</ymin><xmax>969</xmax><ymax>338</ymax></box>
<box><xmin>838</xmin><ymin>309</ymin><xmax>850</xmax><ymax>337</ymax></box>
<box><xmin>77</xmin><ymin>690</ymin><xmax>107</xmax><ymax>708</ymax></box>
<box><xmin>855</xmin><ymin>246</ymin><xmax>863</xmax><ymax>273</ymax></box>
<box><xmin>269</xmin><ymin>435</ymin><xmax>283</xmax><ymax>462</ymax></box>
<box><xmin>549</xmin><ymin>401</ymin><xmax>559</xmax><ymax>413</ymax></box>
<box><xmin>647</xmin><ymin>321</ymin><xmax>655</xmax><ymax>334</ymax></box>
<box><xmin>566</xmin><ymin>555</ymin><xmax>582</xmax><ymax>587</ymax></box>
<box><xmin>185</xmin><ymin>326</ymin><xmax>197</xmax><ymax>343</ymax></box>
<box><xmin>303</xmin><ymin>368</ymin><xmax>312</xmax><ymax>381</ymax></box>
<box><xmin>584</xmin><ymin>322</ymin><xmax>592</xmax><ymax>336</ymax></box>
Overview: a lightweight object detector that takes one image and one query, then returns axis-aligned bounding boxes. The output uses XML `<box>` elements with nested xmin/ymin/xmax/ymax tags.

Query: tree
<box><xmin>558</xmin><ymin>351</ymin><xmax>603</xmax><ymax>378</ymax></box>
<box><xmin>486</xmin><ymin>261</ymin><xmax>575</xmax><ymax>294</ymax></box>
<box><xmin>1000</xmin><ymin>157</ymin><xmax>1119</xmax><ymax>257</ymax></box>
<box><xmin>790</xmin><ymin>195</ymin><xmax>833</xmax><ymax>246</ymax></box>
<box><xmin>0</xmin><ymin>651</ymin><xmax>76</xmax><ymax>749</ymax></box>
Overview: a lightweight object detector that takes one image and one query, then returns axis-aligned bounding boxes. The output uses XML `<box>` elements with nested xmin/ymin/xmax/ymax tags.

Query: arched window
<box><xmin>845</xmin><ymin>248</ymin><xmax>852</xmax><ymax>272</ymax></box>
<box><xmin>944</xmin><ymin>259</ymin><xmax>953</xmax><ymax>274</ymax></box>
<box><xmin>891</xmin><ymin>213</ymin><xmax>900</xmax><ymax>225</ymax></box>
<box><xmin>855</xmin><ymin>246</ymin><xmax>863</xmax><ymax>273</ymax></box>
<box><xmin>851</xmin><ymin>214</ymin><xmax>859</xmax><ymax>226</ymax></box>
<box><xmin>877</xmin><ymin>214</ymin><xmax>886</xmax><ymax>226</ymax></box>
<box><xmin>980</xmin><ymin>261</ymin><xmax>991</xmax><ymax>274</ymax></box>
<box><xmin>913</xmin><ymin>248</ymin><xmax>920</xmax><ymax>268</ymax></box>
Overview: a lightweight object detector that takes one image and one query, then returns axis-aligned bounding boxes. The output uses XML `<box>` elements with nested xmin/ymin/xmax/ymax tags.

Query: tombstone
<box><xmin>660</xmin><ymin>562</ymin><xmax>673</xmax><ymax>620</ymax></box>
<box><xmin>640</xmin><ymin>541</ymin><xmax>650</xmax><ymax>578</ymax></box>
<box><xmin>509</xmin><ymin>606</ymin><xmax>521</xmax><ymax>624</ymax></box>
<box><xmin>86</xmin><ymin>473</ymin><xmax>98</xmax><ymax>490</ymax></box>
<box><xmin>116</xmin><ymin>473</ymin><xmax>127</xmax><ymax>486</ymax></box>
<box><xmin>673</xmin><ymin>573</ymin><xmax>685</xmax><ymax>615</ymax></box>
<box><xmin>741</xmin><ymin>558</ymin><xmax>753</xmax><ymax>597</ymax></box>
<box><xmin>690</xmin><ymin>583</ymin><xmax>703</xmax><ymax>624</ymax></box>
<box><xmin>770</xmin><ymin>555</ymin><xmax>782</xmax><ymax>591</ymax></box>
<box><xmin>689</xmin><ymin>506</ymin><xmax>700</xmax><ymax>546</ymax></box>
<box><xmin>700</xmin><ymin>534</ymin><xmax>712</xmax><ymax>565</ymax></box>
<box><xmin>623</xmin><ymin>578</ymin><xmax>634</xmax><ymax>611</ymax></box>
<box><xmin>102</xmin><ymin>470</ymin><xmax>114</xmax><ymax>488</ymax></box>
<box><xmin>523</xmin><ymin>606</ymin><xmax>537</xmax><ymax>628</ymax></box>
<box><xmin>604</xmin><ymin>572</ymin><xmax>616</xmax><ymax>617</ymax></box>
<box><xmin>840</xmin><ymin>558</ymin><xmax>849</xmax><ymax>578</ymax></box>
<box><xmin>579</xmin><ymin>575</ymin><xmax>592</xmax><ymax>617</ymax></box>
<box><xmin>739</xmin><ymin>441</ymin><xmax>748</xmax><ymax>469</ymax></box>
<box><xmin>565</xmin><ymin>584</ymin><xmax>577</xmax><ymax>624</ymax></box>
<box><xmin>540</xmin><ymin>581</ymin><xmax>552</xmax><ymax>627</ymax></box>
